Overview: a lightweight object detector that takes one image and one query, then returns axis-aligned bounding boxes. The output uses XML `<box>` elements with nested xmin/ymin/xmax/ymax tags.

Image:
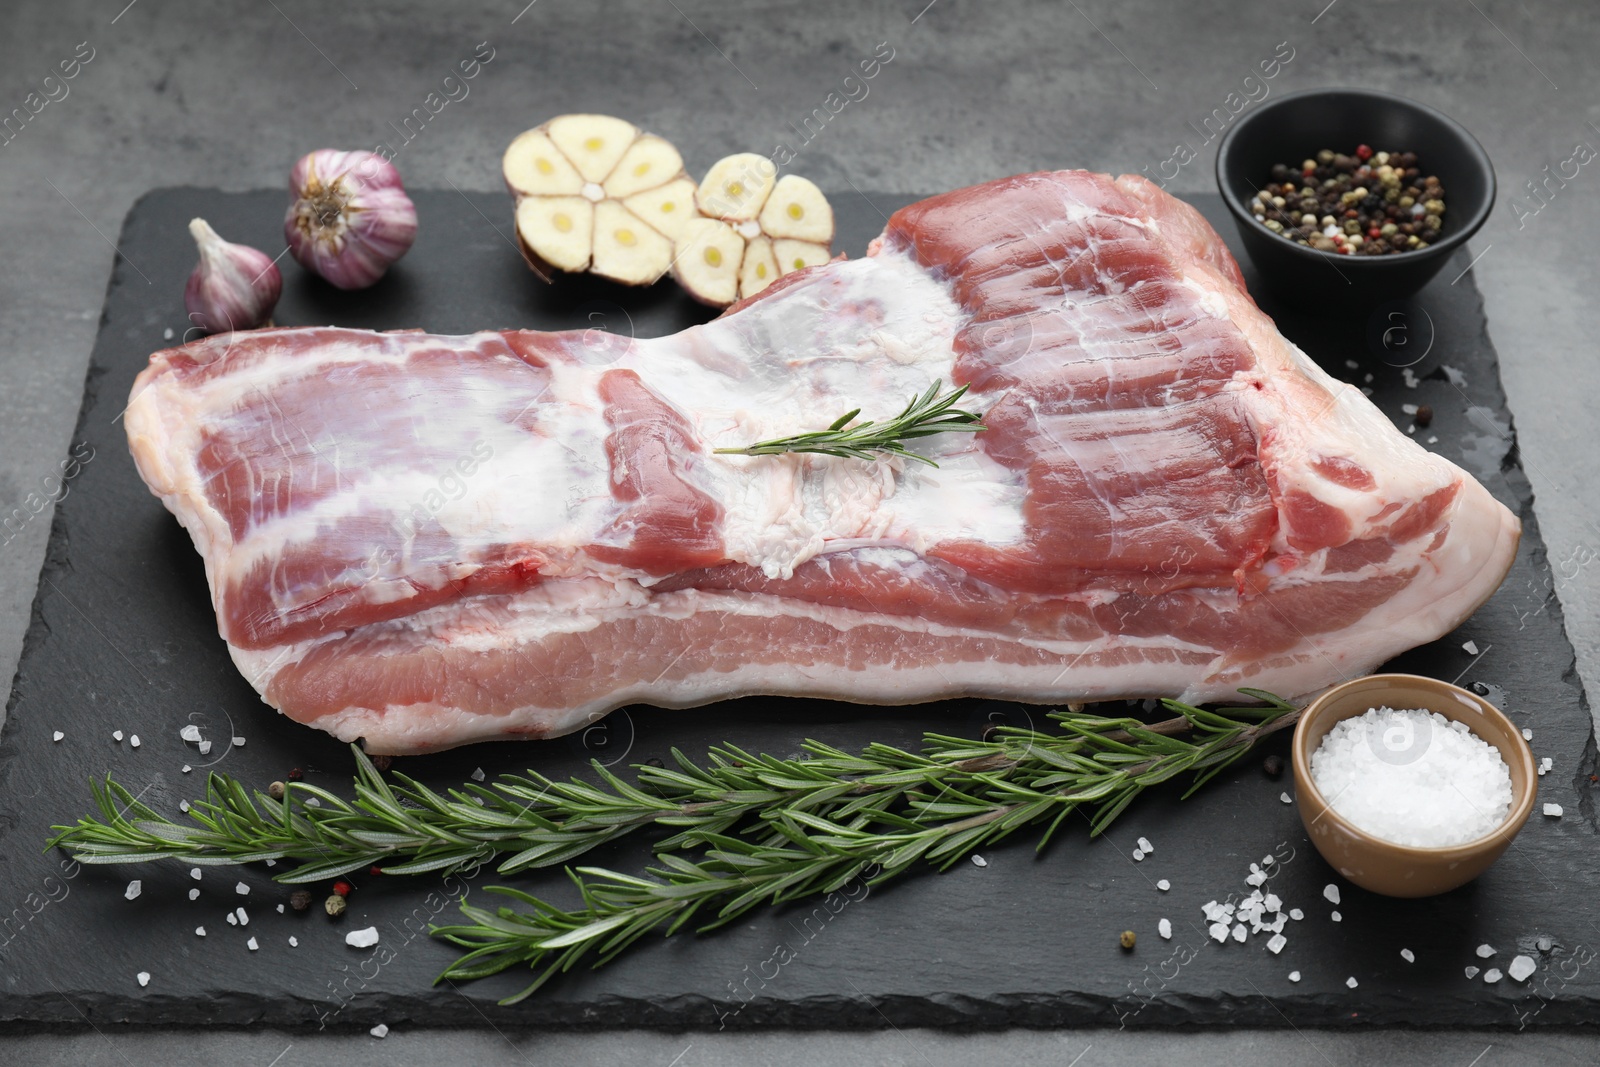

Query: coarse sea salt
<box><xmin>125</xmin><ymin>880</ymin><xmax>141</xmax><ymax>901</ymax></box>
<box><xmin>1509</xmin><ymin>955</ymin><xmax>1537</xmax><ymax>981</ymax></box>
<box><xmin>1310</xmin><ymin>707</ymin><xmax>1513</xmax><ymax>847</ymax></box>
<box><xmin>1288</xmin><ymin>971</ymin><xmax>1301</xmax><ymax>982</ymax></box>
<box><xmin>1157</xmin><ymin>879</ymin><xmax>1171</xmax><ymax>892</ymax></box>
<box><xmin>346</xmin><ymin>927</ymin><xmax>381</xmax><ymax>949</ymax></box>
<box><xmin>1401</xmin><ymin>948</ymin><xmax>1415</xmax><ymax>963</ymax></box>
<box><xmin>1544</xmin><ymin>803</ymin><xmax>1563</xmax><ymax>818</ymax></box>
<box><xmin>1158</xmin><ymin>918</ymin><xmax>1172</xmax><ymax>939</ymax></box>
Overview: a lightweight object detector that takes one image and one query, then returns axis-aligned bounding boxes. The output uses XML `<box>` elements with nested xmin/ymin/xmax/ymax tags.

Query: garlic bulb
<box><xmin>285</xmin><ymin>149</ymin><xmax>418</xmax><ymax>290</ymax></box>
<box><xmin>184</xmin><ymin>218</ymin><xmax>282</xmax><ymax>334</ymax></box>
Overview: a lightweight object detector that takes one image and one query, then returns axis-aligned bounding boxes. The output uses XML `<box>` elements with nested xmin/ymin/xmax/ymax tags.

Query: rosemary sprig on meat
<box><xmin>48</xmin><ymin>692</ymin><xmax>1299</xmax><ymax>1002</ymax></box>
<box><xmin>713</xmin><ymin>380</ymin><xmax>984</xmax><ymax>466</ymax></box>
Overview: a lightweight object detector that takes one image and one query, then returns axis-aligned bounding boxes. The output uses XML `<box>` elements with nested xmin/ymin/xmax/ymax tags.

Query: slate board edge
<box><xmin>1</xmin><ymin>188</ymin><xmax>1595</xmax><ymax>1031</ymax></box>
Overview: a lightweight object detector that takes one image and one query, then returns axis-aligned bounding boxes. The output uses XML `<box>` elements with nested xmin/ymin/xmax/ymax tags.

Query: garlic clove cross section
<box><xmin>503</xmin><ymin>114</ymin><xmax>690</xmax><ymax>285</ymax></box>
<box><xmin>674</xmin><ymin>154</ymin><xmax>836</xmax><ymax>306</ymax></box>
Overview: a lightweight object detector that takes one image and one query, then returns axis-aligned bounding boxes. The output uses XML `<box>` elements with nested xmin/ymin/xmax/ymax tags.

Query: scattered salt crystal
<box><xmin>1324</xmin><ymin>884</ymin><xmax>1341</xmax><ymax>905</ymax></box>
<box><xmin>1260</xmin><ymin>855</ymin><xmax>1274</xmax><ymax>867</ymax></box>
<box><xmin>1407</xmin><ymin>425</ymin><xmax>1416</xmax><ymax>435</ymax></box>
<box><xmin>226</xmin><ymin>913</ymin><xmax>237</xmax><ymax>926</ymax></box>
<box><xmin>195</xmin><ymin>926</ymin><xmax>205</xmax><ymax>937</ymax></box>
<box><xmin>1462</xmin><ymin>640</ymin><xmax>1479</xmax><ymax>655</ymax></box>
<box><xmin>1402</xmin><ymin>403</ymin><xmax>1419</xmax><ymax>416</ymax></box>
<box><xmin>1484</xmin><ymin>968</ymin><xmax>1502</xmax><ymax>983</ymax></box>
<box><xmin>1288</xmin><ymin>971</ymin><xmax>1301</xmax><ymax>982</ymax></box>
<box><xmin>1264</xmin><ymin>893</ymin><xmax>1282</xmax><ymax>912</ymax></box>
<box><xmin>1268</xmin><ymin>933</ymin><xmax>1287</xmax><ymax>954</ymax></box>
<box><xmin>1331</xmin><ymin>911</ymin><xmax>1342</xmax><ymax>922</ymax></box>
<box><xmin>1401</xmin><ymin>948</ymin><xmax>1415</xmax><ymax>963</ymax></box>
<box><xmin>306</xmin><ymin>797</ymin><xmax>321</xmax><ymax>807</ymax></box>
<box><xmin>265</xmin><ymin>860</ymin><xmax>275</xmax><ymax>867</ymax></box>
<box><xmin>1245</xmin><ymin>870</ymin><xmax>1267</xmax><ymax>887</ymax></box>
<box><xmin>1137</xmin><ymin>837</ymin><xmax>1154</xmax><ymax>854</ymax></box>
<box><xmin>971</xmin><ymin>855</ymin><xmax>988</xmax><ymax>868</ymax></box>
<box><xmin>470</xmin><ymin>767</ymin><xmax>487</xmax><ymax>781</ymax></box>
<box><xmin>1361</xmin><ymin>386</ymin><xmax>1374</xmax><ymax>397</ymax></box>
<box><xmin>1280</xmin><ymin>792</ymin><xmax>1293</xmax><ymax>804</ymax></box>
<box><xmin>1231</xmin><ymin>923</ymin><xmax>1247</xmax><ymax>943</ymax></box>
<box><xmin>112</xmin><ymin>730</ymin><xmax>124</xmax><ymax>742</ymax></box>
<box><xmin>180</xmin><ymin>725</ymin><xmax>202</xmax><ymax>743</ymax></box>
<box><xmin>1544</xmin><ymin>803</ymin><xmax>1563</xmax><ymax>817</ymax></box>
<box><xmin>1311</xmin><ymin>707</ymin><xmax>1513</xmax><ymax>846</ymax></box>
<box><xmin>188</xmin><ymin>888</ymin><xmax>200</xmax><ymax>901</ymax></box>
<box><xmin>190</xmin><ymin>868</ymin><xmax>202</xmax><ymax>880</ymax></box>
<box><xmin>1403</xmin><ymin>368</ymin><xmax>1420</xmax><ymax>389</ymax></box>
<box><xmin>198</xmin><ymin>740</ymin><xmax>212</xmax><ymax>755</ymax></box>
<box><xmin>276</xmin><ymin>904</ymin><xmax>285</xmax><ymax>914</ymax></box>
<box><xmin>232</xmin><ymin>736</ymin><xmax>246</xmax><ymax>747</ymax></box>
<box><xmin>182</xmin><ymin>765</ymin><xmax>192</xmax><ymax>774</ymax></box>
<box><xmin>1523</xmin><ymin>728</ymin><xmax>1533</xmax><ymax>741</ymax></box>
<box><xmin>236</xmin><ymin>882</ymin><xmax>249</xmax><ymax>896</ymax></box>
<box><xmin>179</xmin><ymin>801</ymin><xmax>190</xmax><ymax>813</ymax></box>
<box><xmin>1158</xmin><ymin>918</ymin><xmax>1172</xmax><ymax>939</ymax></box>
<box><xmin>236</xmin><ymin>907</ymin><xmax>248</xmax><ymax>926</ymax></box>
<box><xmin>346</xmin><ymin>926</ymin><xmax>381</xmax><ymax>949</ymax></box>
<box><xmin>125</xmin><ymin>880</ymin><xmax>141</xmax><ymax>901</ymax></box>
<box><xmin>370</xmin><ymin>1024</ymin><xmax>389</xmax><ymax>1039</ymax></box>
<box><xmin>1157</xmin><ymin>879</ymin><xmax>1170</xmax><ymax>892</ymax></box>
<box><xmin>164</xmin><ymin>327</ymin><xmax>174</xmax><ymax>340</ymax></box>
<box><xmin>1132</xmin><ymin>848</ymin><xmax>1144</xmax><ymax>861</ymax></box>
<box><xmin>1344</xmin><ymin>359</ymin><xmax>1360</xmax><ymax>369</ymax></box>
<box><xmin>1346</xmin><ymin>976</ymin><xmax>1359</xmax><ymax>989</ymax></box>
<box><xmin>1428</xmin><ymin>436</ymin><xmax>1438</xmax><ymax>444</ymax></box>
<box><xmin>289</xmin><ymin>936</ymin><xmax>299</xmax><ymax>947</ymax></box>
<box><xmin>130</xmin><ymin>735</ymin><xmax>141</xmax><ymax>748</ymax></box>
<box><xmin>1364</xmin><ymin>373</ymin><xmax>1373</xmax><ymax>384</ymax></box>
<box><xmin>1209</xmin><ymin>923</ymin><xmax>1229</xmax><ymax>943</ymax></box>
<box><xmin>137</xmin><ymin>972</ymin><xmax>150</xmax><ymax>987</ymax></box>
<box><xmin>1509</xmin><ymin>955</ymin><xmax>1536</xmax><ymax>982</ymax></box>
<box><xmin>52</xmin><ymin>731</ymin><xmax>63</xmax><ymax>742</ymax></box>
<box><xmin>1290</xmin><ymin>908</ymin><xmax>1304</xmax><ymax>921</ymax></box>
<box><xmin>247</xmin><ymin>936</ymin><xmax>259</xmax><ymax>951</ymax></box>
<box><xmin>1476</xmin><ymin>943</ymin><xmax>1496</xmax><ymax>958</ymax></box>
<box><xmin>1541</xmin><ymin>757</ymin><xmax>1553</xmax><ymax>773</ymax></box>
<box><xmin>1465</xmin><ymin>966</ymin><xmax>1480</xmax><ymax>979</ymax></box>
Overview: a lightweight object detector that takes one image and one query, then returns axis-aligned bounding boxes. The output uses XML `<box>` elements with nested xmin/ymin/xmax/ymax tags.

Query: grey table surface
<box><xmin>2</xmin><ymin>0</ymin><xmax>1597</xmax><ymax>1063</ymax></box>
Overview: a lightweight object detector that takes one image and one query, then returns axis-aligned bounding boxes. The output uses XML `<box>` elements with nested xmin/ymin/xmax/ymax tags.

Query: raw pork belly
<box><xmin>126</xmin><ymin>171</ymin><xmax>1519</xmax><ymax>754</ymax></box>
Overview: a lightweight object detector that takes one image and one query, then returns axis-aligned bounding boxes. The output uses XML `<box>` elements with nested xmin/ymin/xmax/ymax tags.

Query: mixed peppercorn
<box><xmin>1250</xmin><ymin>145</ymin><xmax>1447</xmax><ymax>255</ymax></box>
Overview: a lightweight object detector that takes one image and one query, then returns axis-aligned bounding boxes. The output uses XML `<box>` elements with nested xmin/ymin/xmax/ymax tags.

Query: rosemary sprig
<box><xmin>712</xmin><ymin>380</ymin><xmax>984</xmax><ymax>467</ymax></box>
<box><xmin>47</xmin><ymin>691</ymin><xmax>1299</xmax><ymax>1002</ymax></box>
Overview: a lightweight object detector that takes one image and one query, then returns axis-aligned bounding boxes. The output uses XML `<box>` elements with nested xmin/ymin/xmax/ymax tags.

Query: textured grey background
<box><xmin>1</xmin><ymin>0</ymin><xmax>1597</xmax><ymax>1062</ymax></box>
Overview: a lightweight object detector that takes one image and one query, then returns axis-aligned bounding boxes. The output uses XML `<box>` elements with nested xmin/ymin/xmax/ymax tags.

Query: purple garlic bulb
<box><xmin>285</xmin><ymin>149</ymin><xmax>418</xmax><ymax>290</ymax></box>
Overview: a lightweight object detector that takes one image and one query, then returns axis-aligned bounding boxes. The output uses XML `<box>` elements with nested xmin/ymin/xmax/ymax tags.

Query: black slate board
<box><xmin>1</xmin><ymin>187</ymin><xmax>1595</xmax><ymax>1031</ymax></box>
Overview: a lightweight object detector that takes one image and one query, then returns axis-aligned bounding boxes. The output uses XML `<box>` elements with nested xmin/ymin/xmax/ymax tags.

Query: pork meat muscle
<box><xmin>125</xmin><ymin>171</ymin><xmax>1520</xmax><ymax>753</ymax></box>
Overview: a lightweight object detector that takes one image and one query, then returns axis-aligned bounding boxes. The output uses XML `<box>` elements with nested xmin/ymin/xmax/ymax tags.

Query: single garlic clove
<box><xmin>546</xmin><ymin>114</ymin><xmax>638</xmax><ymax>183</ymax></box>
<box><xmin>503</xmin><ymin>130</ymin><xmax>585</xmax><ymax>197</ymax></box>
<box><xmin>284</xmin><ymin>149</ymin><xmax>418</xmax><ymax>290</ymax></box>
<box><xmin>695</xmin><ymin>153</ymin><xmax>778</xmax><ymax>222</ymax></box>
<box><xmin>773</xmin><ymin>238</ymin><xmax>832</xmax><ymax>276</ymax></box>
<box><xmin>758</xmin><ymin>175</ymin><xmax>835</xmax><ymax>245</ymax></box>
<box><xmin>673</xmin><ymin>217</ymin><xmax>743</xmax><ymax>306</ymax></box>
<box><xmin>591</xmin><ymin>200</ymin><xmax>675</xmax><ymax>286</ymax></box>
<box><xmin>184</xmin><ymin>218</ymin><xmax>282</xmax><ymax>335</ymax></box>
<box><xmin>516</xmin><ymin>196</ymin><xmax>594</xmax><ymax>273</ymax></box>
<box><xmin>738</xmin><ymin>236</ymin><xmax>779</xmax><ymax>299</ymax></box>
<box><xmin>621</xmin><ymin>177</ymin><xmax>698</xmax><ymax>243</ymax></box>
<box><xmin>602</xmin><ymin>135</ymin><xmax>686</xmax><ymax>200</ymax></box>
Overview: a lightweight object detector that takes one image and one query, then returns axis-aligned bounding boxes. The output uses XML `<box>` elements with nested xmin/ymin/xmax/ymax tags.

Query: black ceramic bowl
<box><xmin>1215</xmin><ymin>88</ymin><xmax>1495</xmax><ymax>310</ymax></box>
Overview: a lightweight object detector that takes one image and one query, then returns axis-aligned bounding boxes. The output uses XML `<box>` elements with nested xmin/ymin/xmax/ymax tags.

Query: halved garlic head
<box><xmin>674</xmin><ymin>156</ymin><xmax>835</xmax><ymax>307</ymax></box>
<box><xmin>503</xmin><ymin>114</ymin><xmax>690</xmax><ymax>285</ymax></box>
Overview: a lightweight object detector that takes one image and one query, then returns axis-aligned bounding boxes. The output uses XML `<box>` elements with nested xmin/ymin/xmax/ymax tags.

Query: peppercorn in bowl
<box><xmin>1216</xmin><ymin>88</ymin><xmax>1495</xmax><ymax>309</ymax></box>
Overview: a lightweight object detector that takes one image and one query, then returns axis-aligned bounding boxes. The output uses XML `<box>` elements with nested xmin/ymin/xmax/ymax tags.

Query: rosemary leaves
<box><xmin>713</xmin><ymin>380</ymin><xmax>984</xmax><ymax>467</ymax></box>
<box><xmin>48</xmin><ymin>691</ymin><xmax>1299</xmax><ymax>1002</ymax></box>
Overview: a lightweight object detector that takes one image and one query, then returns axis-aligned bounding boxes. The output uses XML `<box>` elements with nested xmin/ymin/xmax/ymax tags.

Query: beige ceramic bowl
<box><xmin>1291</xmin><ymin>673</ymin><xmax>1536</xmax><ymax>898</ymax></box>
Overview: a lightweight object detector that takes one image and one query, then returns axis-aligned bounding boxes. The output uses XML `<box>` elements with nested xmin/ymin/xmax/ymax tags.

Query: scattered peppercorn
<box><xmin>1262</xmin><ymin>754</ymin><xmax>1285</xmax><ymax>779</ymax></box>
<box><xmin>1120</xmin><ymin>929</ymin><xmax>1137</xmax><ymax>950</ymax></box>
<box><xmin>645</xmin><ymin>757</ymin><xmax>665</xmax><ymax>768</ymax></box>
<box><xmin>1415</xmin><ymin>404</ymin><xmax>1433</xmax><ymax>428</ymax></box>
<box><xmin>981</xmin><ymin>724</ymin><xmax>1002</xmax><ymax>743</ymax></box>
<box><xmin>289</xmin><ymin>889</ymin><xmax>313</xmax><ymax>912</ymax></box>
<box><xmin>267</xmin><ymin>781</ymin><xmax>285</xmax><ymax>801</ymax></box>
<box><xmin>332</xmin><ymin>880</ymin><xmax>353</xmax><ymax>897</ymax></box>
<box><xmin>324</xmin><ymin>893</ymin><xmax>347</xmax><ymax>918</ymax></box>
<box><xmin>369</xmin><ymin>754</ymin><xmax>392</xmax><ymax>772</ymax></box>
<box><xmin>287</xmin><ymin>767</ymin><xmax>304</xmax><ymax>781</ymax></box>
<box><xmin>1249</xmin><ymin>146</ymin><xmax>1444</xmax><ymax>255</ymax></box>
